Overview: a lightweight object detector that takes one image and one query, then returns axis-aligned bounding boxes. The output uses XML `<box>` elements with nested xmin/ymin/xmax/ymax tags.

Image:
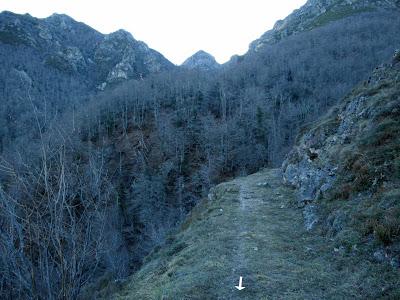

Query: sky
<box><xmin>0</xmin><ymin>0</ymin><xmax>307</xmax><ymax>65</ymax></box>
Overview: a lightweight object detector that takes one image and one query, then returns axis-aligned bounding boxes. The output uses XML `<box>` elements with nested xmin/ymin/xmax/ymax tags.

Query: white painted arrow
<box><xmin>235</xmin><ymin>276</ymin><xmax>245</xmax><ymax>290</ymax></box>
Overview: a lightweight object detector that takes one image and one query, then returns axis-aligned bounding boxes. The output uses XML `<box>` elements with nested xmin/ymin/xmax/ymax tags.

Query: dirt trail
<box><xmin>222</xmin><ymin>169</ymin><xmax>347</xmax><ymax>299</ymax></box>
<box><xmin>230</xmin><ymin>175</ymin><xmax>268</xmax><ymax>293</ymax></box>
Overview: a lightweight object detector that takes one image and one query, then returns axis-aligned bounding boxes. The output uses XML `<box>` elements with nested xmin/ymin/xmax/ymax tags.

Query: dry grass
<box><xmin>96</xmin><ymin>169</ymin><xmax>400</xmax><ymax>299</ymax></box>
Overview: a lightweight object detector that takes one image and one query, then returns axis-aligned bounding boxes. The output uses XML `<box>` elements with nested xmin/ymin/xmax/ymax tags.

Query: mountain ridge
<box><xmin>0</xmin><ymin>10</ymin><xmax>174</xmax><ymax>88</ymax></box>
<box><xmin>249</xmin><ymin>0</ymin><xmax>400</xmax><ymax>52</ymax></box>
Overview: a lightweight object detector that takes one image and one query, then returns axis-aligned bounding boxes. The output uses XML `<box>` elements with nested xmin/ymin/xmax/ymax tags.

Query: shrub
<box><xmin>374</xmin><ymin>224</ymin><xmax>392</xmax><ymax>245</ymax></box>
<box><xmin>373</xmin><ymin>207</ymin><xmax>400</xmax><ymax>245</ymax></box>
<box><xmin>330</xmin><ymin>183</ymin><xmax>352</xmax><ymax>200</ymax></box>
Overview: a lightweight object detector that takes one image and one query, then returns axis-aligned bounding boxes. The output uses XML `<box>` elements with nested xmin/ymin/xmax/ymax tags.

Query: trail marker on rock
<box><xmin>235</xmin><ymin>276</ymin><xmax>245</xmax><ymax>290</ymax></box>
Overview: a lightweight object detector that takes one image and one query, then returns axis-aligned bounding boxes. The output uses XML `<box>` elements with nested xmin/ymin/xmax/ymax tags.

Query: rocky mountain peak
<box><xmin>46</xmin><ymin>13</ymin><xmax>74</xmax><ymax>22</ymax></box>
<box><xmin>182</xmin><ymin>50</ymin><xmax>219</xmax><ymax>71</ymax></box>
<box><xmin>45</xmin><ymin>13</ymin><xmax>82</xmax><ymax>31</ymax></box>
<box><xmin>106</xmin><ymin>29</ymin><xmax>134</xmax><ymax>42</ymax></box>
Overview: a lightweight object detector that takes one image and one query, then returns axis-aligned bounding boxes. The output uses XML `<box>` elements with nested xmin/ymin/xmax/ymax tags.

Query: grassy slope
<box><xmin>309</xmin><ymin>6</ymin><xmax>374</xmax><ymax>29</ymax></box>
<box><xmin>100</xmin><ymin>169</ymin><xmax>399</xmax><ymax>299</ymax></box>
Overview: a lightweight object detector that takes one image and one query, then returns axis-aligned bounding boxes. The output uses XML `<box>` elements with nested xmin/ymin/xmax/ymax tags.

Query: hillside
<box><xmin>97</xmin><ymin>53</ymin><xmax>400</xmax><ymax>300</ymax></box>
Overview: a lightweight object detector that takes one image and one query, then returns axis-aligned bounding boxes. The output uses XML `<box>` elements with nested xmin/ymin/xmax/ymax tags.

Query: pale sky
<box><xmin>0</xmin><ymin>0</ymin><xmax>307</xmax><ymax>64</ymax></box>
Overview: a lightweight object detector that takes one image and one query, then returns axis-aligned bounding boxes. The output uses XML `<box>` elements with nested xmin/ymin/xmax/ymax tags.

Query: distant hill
<box><xmin>182</xmin><ymin>50</ymin><xmax>220</xmax><ymax>71</ymax></box>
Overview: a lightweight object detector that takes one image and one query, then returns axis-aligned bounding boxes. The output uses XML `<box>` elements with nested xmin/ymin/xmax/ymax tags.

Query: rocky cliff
<box><xmin>250</xmin><ymin>0</ymin><xmax>400</xmax><ymax>51</ymax></box>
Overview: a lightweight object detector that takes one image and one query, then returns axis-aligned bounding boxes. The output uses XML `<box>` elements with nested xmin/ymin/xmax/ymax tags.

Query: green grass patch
<box><xmin>310</xmin><ymin>5</ymin><xmax>374</xmax><ymax>29</ymax></box>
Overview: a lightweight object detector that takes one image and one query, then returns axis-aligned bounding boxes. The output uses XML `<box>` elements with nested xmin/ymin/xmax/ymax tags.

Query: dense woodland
<box><xmin>1</xmin><ymin>9</ymin><xmax>400</xmax><ymax>299</ymax></box>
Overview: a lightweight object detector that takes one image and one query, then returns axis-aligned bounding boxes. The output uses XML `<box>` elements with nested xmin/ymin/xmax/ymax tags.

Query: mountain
<box><xmin>0</xmin><ymin>11</ymin><xmax>174</xmax><ymax>89</ymax></box>
<box><xmin>182</xmin><ymin>50</ymin><xmax>220</xmax><ymax>71</ymax></box>
<box><xmin>1</xmin><ymin>0</ymin><xmax>400</xmax><ymax>298</ymax></box>
<box><xmin>93</xmin><ymin>52</ymin><xmax>400</xmax><ymax>300</ymax></box>
<box><xmin>250</xmin><ymin>0</ymin><xmax>400</xmax><ymax>52</ymax></box>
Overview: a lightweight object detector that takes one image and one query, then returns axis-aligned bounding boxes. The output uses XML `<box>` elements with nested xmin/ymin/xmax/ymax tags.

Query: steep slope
<box><xmin>95</xmin><ymin>53</ymin><xmax>400</xmax><ymax>300</ymax></box>
<box><xmin>249</xmin><ymin>0</ymin><xmax>400</xmax><ymax>52</ymax></box>
<box><xmin>283</xmin><ymin>52</ymin><xmax>400</xmax><ymax>264</ymax></box>
<box><xmin>182</xmin><ymin>50</ymin><xmax>220</xmax><ymax>71</ymax></box>
<box><xmin>224</xmin><ymin>7</ymin><xmax>400</xmax><ymax>164</ymax></box>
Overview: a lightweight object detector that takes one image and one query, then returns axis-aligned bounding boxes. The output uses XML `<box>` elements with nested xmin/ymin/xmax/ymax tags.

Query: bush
<box><xmin>372</xmin><ymin>207</ymin><xmax>400</xmax><ymax>245</ymax></box>
<box><xmin>374</xmin><ymin>224</ymin><xmax>393</xmax><ymax>245</ymax></box>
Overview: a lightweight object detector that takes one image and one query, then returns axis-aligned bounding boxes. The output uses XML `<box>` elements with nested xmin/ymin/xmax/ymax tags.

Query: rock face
<box><xmin>250</xmin><ymin>0</ymin><xmax>400</xmax><ymax>52</ymax></box>
<box><xmin>181</xmin><ymin>50</ymin><xmax>219</xmax><ymax>71</ymax></box>
<box><xmin>282</xmin><ymin>51</ymin><xmax>400</xmax><ymax>253</ymax></box>
<box><xmin>0</xmin><ymin>11</ymin><xmax>174</xmax><ymax>88</ymax></box>
<box><xmin>283</xmin><ymin>57</ymin><xmax>399</xmax><ymax>203</ymax></box>
<box><xmin>94</xmin><ymin>29</ymin><xmax>172</xmax><ymax>87</ymax></box>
